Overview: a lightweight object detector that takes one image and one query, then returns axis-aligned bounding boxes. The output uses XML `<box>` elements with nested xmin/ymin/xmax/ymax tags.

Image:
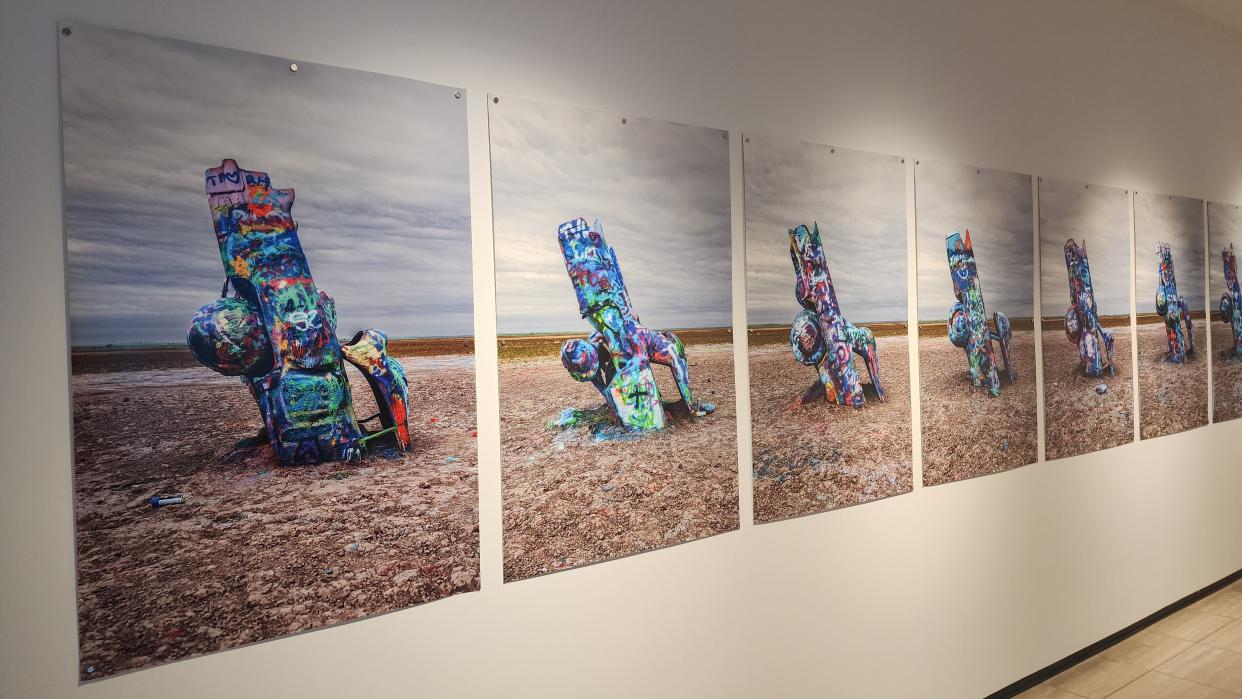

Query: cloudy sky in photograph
<box><xmin>61</xmin><ymin>25</ymin><xmax>472</xmax><ymax>346</ymax></box>
<box><xmin>915</xmin><ymin>161</ymin><xmax>1035</xmax><ymax>320</ymax></box>
<box><xmin>1209</xmin><ymin>202</ymin><xmax>1242</xmax><ymax>299</ymax></box>
<box><xmin>744</xmin><ymin>137</ymin><xmax>906</xmax><ymax>325</ymax></box>
<box><xmin>1038</xmin><ymin>179</ymin><xmax>1132</xmax><ymax>317</ymax></box>
<box><xmin>489</xmin><ymin>96</ymin><xmax>731</xmax><ymax>334</ymax></box>
<box><xmin>1134</xmin><ymin>193</ymin><xmax>1206</xmax><ymax>313</ymax></box>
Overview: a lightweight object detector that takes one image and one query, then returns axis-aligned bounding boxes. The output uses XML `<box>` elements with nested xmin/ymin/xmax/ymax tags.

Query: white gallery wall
<box><xmin>2</xmin><ymin>0</ymin><xmax>1241</xmax><ymax>696</ymax></box>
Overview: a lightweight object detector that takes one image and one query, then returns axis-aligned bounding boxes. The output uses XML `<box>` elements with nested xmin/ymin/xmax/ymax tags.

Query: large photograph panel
<box><xmin>1134</xmin><ymin>193</ymin><xmax>1208</xmax><ymax>439</ymax></box>
<box><xmin>489</xmin><ymin>96</ymin><xmax>737</xmax><ymax>580</ymax></box>
<box><xmin>1209</xmin><ymin>202</ymin><xmax>1242</xmax><ymax>423</ymax></box>
<box><xmin>62</xmin><ymin>24</ymin><xmax>477</xmax><ymax>680</ymax></box>
<box><xmin>1038</xmin><ymin>179</ymin><xmax>1135</xmax><ymax>460</ymax></box>
<box><xmin>915</xmin><ymin>161</ymin><xmax>1038</xmax><ymax>486</ymax></box>
<box><xmin>743</xmin><ymin>136</ymin><xmax>912</xmax><ymax>523</ymax></box>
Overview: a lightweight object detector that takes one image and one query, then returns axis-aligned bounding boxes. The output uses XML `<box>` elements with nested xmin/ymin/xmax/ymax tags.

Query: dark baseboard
<box><xmin>987</xmin><ymin>568</ymin><xmax>1242</xmax><ymax>698</ymax></box>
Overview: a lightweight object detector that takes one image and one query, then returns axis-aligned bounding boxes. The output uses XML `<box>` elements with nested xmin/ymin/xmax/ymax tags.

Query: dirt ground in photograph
<box><xmin>71</xmin><ymin>356</ymin><xmax>478</xmax><ymax>681</ymax></box>
<box><xmin>1212</xmin><ymin>321</ymin><xmax>1242</xmax><ymax>423</ymax></box>
<box><xmin>1137</xmin><ymin>320</ymin><xmax>1208</xmax><ymax>439</ymax></box>
<box><xmin>919</xmin><ymin>330</ymin><xmax>1039</xmax><ymax>486</ymax></box>
<box><xmin>498</xmin><ymin>343</ymin><xmax>738</xmax><ymax>581</ymax></box>
<box><xmin>1042</xmin><ymin>329</ymin><xmax>1135</xmax><ymax>460</ymax></box>
<box><xmin>748</xmin><ymin>335</ymin><xmax>912</xmax><ymax>524</ymax></box>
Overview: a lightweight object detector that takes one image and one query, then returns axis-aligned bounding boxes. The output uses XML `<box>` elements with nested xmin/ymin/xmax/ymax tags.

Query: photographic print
<box><xmin>1038</xmin><ymin>179</ymin><xmax>1135</xmax><ymax>460</ymax></box>
<box><xmin>1134</xmin><ymin>193</ymin><xmax>1207</xmax><ymax>439</ymax></box>
<box><xmin>1209</xmin><ymin>201</ymin><xmax>1242</xmax><ymax>422</ymax></box>
<box><xmin>743</xmin><ymin>136</ymin><xmax>911</xmax><ymax>523</ymax></box>
<box><xmin>62</xmin><ymin>24</ymin><xmax>477</xmax><ymax>680</ymax></box>
<box><xmin>489</xmin><ymin>95</ymin><xmax>737</xmax><ymax>580</ymax></box>
<box><xmin>915</xmin><ymin>161</ymin><xmax>1038</xmax><ymax>486</ymax></box>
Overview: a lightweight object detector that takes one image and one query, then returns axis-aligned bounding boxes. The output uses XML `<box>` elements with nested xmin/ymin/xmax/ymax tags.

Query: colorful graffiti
<box><xmin>188</xmin><ymin>158</ymin><xmax>411</xmax><ymax>465</ymax></box>
<box><xmin>1220</xmin><ymin>244</ymin><xmax>1242</xmax><ymax>357</ymax></box>
<box><xmin>1062</xmin><ymin>239</ymin><xmax>1115</xmax><ymax>376</ymax></box>
<box><xmin>786</xmin><ymin>222</ymin><xmax>882</xmax><ymax>408</ymax></box>
<box><xmin>945</xmin><ymin>229</ymin><xmax>1014</xmax><ymax>396</ymax></box>
<box><xmin>1154</xmin><ymin>241</ymin><xmax>1195</xmax><ymax>363</ymax></box>
<box><xmin>342</xmin><ymin>329</ymin><xmax>412</xmax><ymax>450</ymax></box>
<box><xmin>556</xmin><ymin>217</ymin><xmax>714</xmax><ymax>431</ymax></box>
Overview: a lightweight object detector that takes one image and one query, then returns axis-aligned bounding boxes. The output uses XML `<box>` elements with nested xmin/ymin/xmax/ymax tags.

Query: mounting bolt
<box><xmin>62</xmin><ymin>27</ymin><xmax>72</xmax><ymax>36</ymax></box>
<box><xmin>453</xmin><ymin>91</ymin><xmax>461</xmax><ymax>99</ymax></box>
<box><xmin>289</xmin><ymin>63</ymin><xmax>298</xmax><ymax>72</ymax></box>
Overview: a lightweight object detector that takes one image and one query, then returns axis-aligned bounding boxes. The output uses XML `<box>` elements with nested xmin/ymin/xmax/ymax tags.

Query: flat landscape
<box><xmin>748</xmin><ymin>333</ymin><xmax>912</xmax><ymax>524</ymax></box>
<box><xmin>1213</xmin><ymin>321</ymin><xmax>1242</xmax><ymax>423</ymax></box>
<box><xmin>1137</xmin><ymin>319</ymin><xmax>1208</xmax><ymax>440</ymax></box>
<box><xmin>1041</xmin><ymin>326</ymin><xmax>1135</xmax><ymax>461</ymax></box>
<box><xmin>497</xmin><ymin>328</ymin><xmax>733</xmax><ymax>360</ymax></box>
<box><xmin>919</xmin><ymin>328</ymin><xmax>1039</xmax><ymax>486</ymax></box>
<box><xmin>72</xmin><ymin>336</ymin><xmax>476</xmax><ymax>374</ymax></box>
<box><xmin>72</xmin><ymin>349</ymin><xmax>479</xmax><ymax>680</ymax></box>
<box><xmin>498</xmin><ymin>341</ymin><xmax>738</xmax><ymax>581</ymax></box>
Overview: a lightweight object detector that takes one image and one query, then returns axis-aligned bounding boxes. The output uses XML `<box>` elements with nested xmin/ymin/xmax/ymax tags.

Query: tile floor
<box><xmin>1019</xmin><ymin>579</ymin><xmax>1242</xmax><ymax>698</ymax></box>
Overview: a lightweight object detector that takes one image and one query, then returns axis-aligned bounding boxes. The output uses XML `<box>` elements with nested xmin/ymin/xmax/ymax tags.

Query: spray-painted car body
<box><xmin>341</xmin><ymin>329</ymin><xmax>411</xmax><ymax>449</ymax></box>
<box><xmin>1219</xmin><ymin>244</ymin><xmax>1242</xmax><ymax>357</ymax></box>
<box><xmin>945</xmin><ymin>229</ymin><xmax>1014</xmax><ymax>397</ymax></box>
<box><xmin>786</xmin><ymin>222</ymin><xmax>882</xmax><ymax>408</ymax></box>
<box><xmin>187</xmin><ymin>159</ymin><xmax>410</xmax><ymax>465</ymax></box>
<box><xmin>556</xmin><ymin>217</ymin><xmax>713</xmax><ymax>431</ymax></box>
<box><xmin>1154</xmin><ymin>241</ymin><xmax>1195</xmax><ymax>363</ymax></box>
<box><xmin>1062</xmin><ymin>239</ymin><xmax>1115</xmax><ymax>376</ymax></box>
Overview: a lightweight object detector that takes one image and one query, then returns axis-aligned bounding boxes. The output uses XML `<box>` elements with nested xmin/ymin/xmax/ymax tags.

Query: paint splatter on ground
<box><xmin>749</xmin><ymin>334</ymin><xmax>912</xmax><ymax>524</ymax></box>
<box><xmin>72</xmin><ymin>355</ymin><xmax>478</xmax><ymax>681</ymax></box>
<box><xmin>499</xmin><ymin>343</ymin><xmax>738</xmax><ymax>582</ymax></box>
<box><xmin>1137</xmin><ymin>320</ymin><xmax>1208</xmax><ymax>440</ymax></box>
<box><xmin>1214</xmin><ymin>322</ymin><xmax>1242</xmax><ymax>423</ymax></box>
<box><xmin>1042</xmin><ymin>329</ymin><xmax>1135</xmax><ymax>461</ymax></box>
<box><xmin>919</xmin><ymin>330</ymin><xmax>1039</xmax><ymax>486</ymax></box>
